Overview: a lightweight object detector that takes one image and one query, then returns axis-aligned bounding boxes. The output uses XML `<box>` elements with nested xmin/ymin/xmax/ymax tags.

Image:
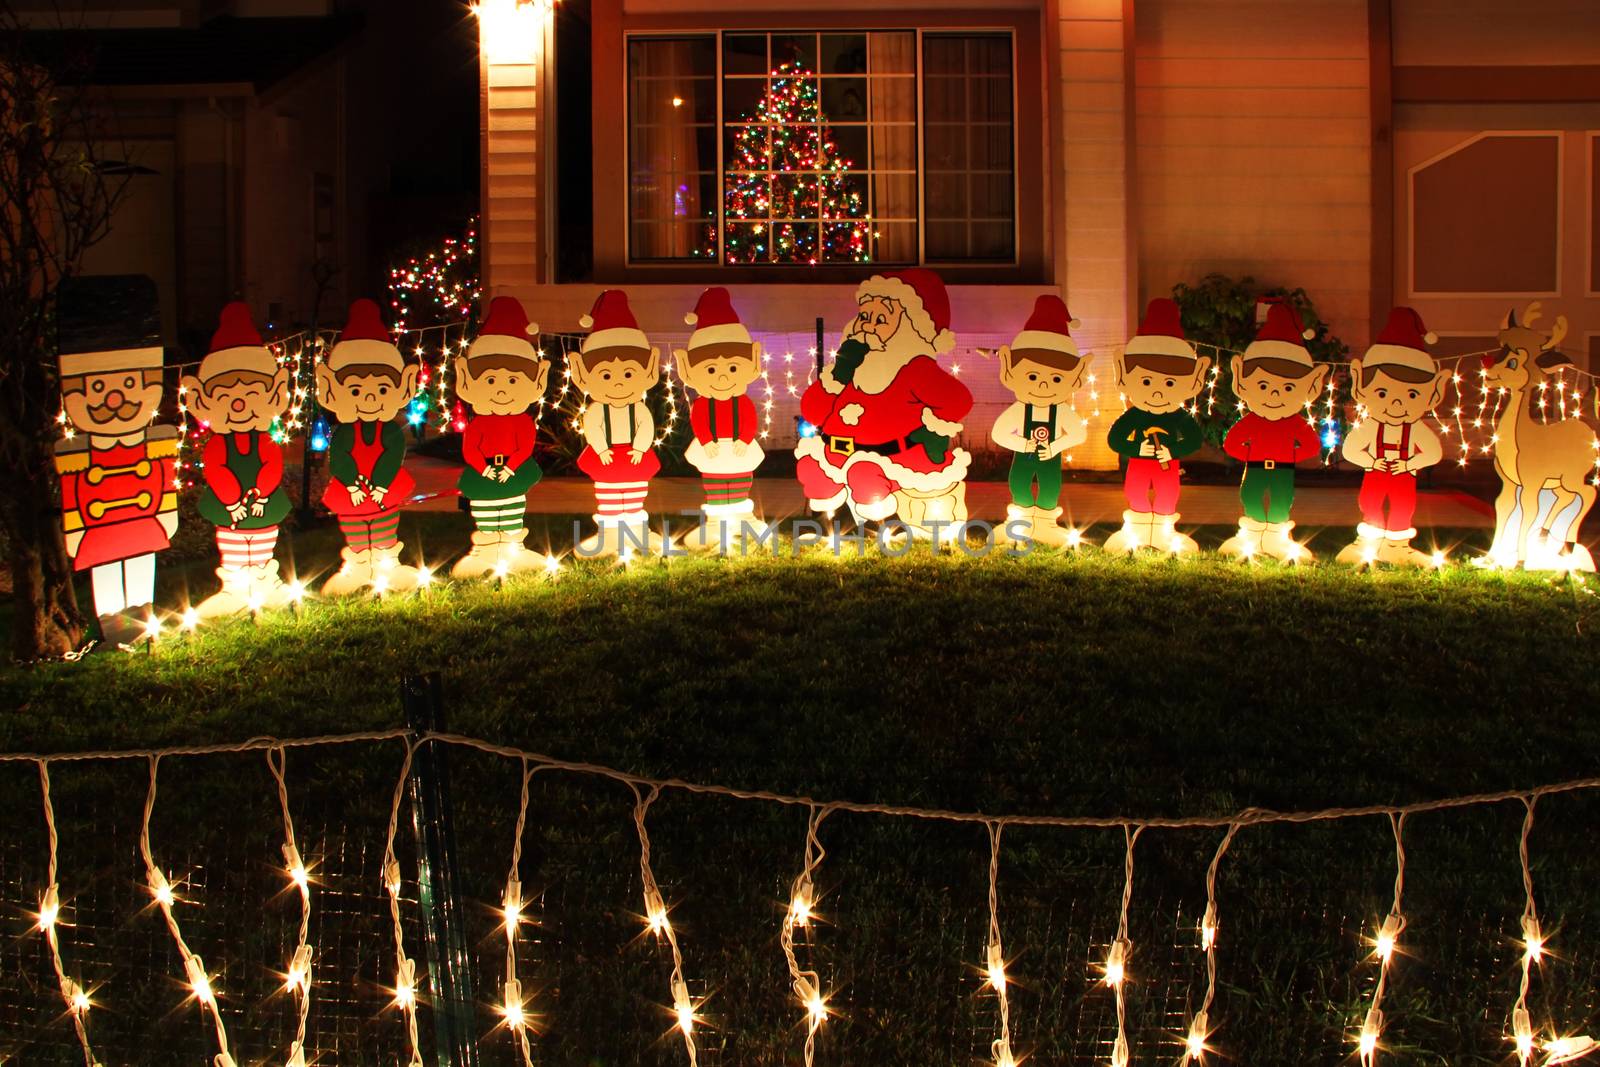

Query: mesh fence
<box><xmin>1</xmin><ymin>741</ymin><xmax>1596</xmax><ymax>1066</ymax></box>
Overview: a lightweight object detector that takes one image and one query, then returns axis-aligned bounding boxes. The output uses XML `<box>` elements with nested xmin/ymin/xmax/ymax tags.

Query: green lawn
<box><xmin>2</xmin><ymin>513</ymin><xmax>1598</xmax><ymax>1065</ymax></box>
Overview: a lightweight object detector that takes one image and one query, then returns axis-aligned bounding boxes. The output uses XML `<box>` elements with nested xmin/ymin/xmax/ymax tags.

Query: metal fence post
<box><xmin>401</xmin><ymin>673</ymin><xmax>480</xmax><ymax>1066</ymax></box>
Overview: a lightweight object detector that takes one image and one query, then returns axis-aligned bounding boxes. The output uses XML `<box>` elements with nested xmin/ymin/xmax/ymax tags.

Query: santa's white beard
<box><xmin>827</xmin><ymin>322</ymin><xmax>930</xmax><ymax>395</ymax></box>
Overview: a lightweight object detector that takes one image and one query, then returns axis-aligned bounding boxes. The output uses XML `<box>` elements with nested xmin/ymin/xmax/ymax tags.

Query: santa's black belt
<box><xmin>826</xmin><ymin>434</ymin><xmax>911</xmax><ymax>457</ymax></box>
<box><xmin>1243</xmin><ymin>459</ymin><xmax>1288</xmax><ymax>470</ymax></box>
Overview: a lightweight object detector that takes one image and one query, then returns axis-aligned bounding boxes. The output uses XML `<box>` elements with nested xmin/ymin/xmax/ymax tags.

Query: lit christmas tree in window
<box><xmin>724</xmin><ymin>63</ymin><xmax>872</xmax><ymax>264</ymax></box>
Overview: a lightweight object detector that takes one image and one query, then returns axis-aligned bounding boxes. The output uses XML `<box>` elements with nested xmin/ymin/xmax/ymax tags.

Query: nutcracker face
<box><xmin>62</xmin><ymin>368</ymin><xmax>164</xmax><ymax>437</ymax></box>
<box><xmin>1350</xmin><ymin>362</ymin><xmax>1446</xmax><ymax>426</ymax></box>
<box><xmin>315</xmin><ymin>362</ymin><xmax>420</xmax><ymax>423</ymax></box>
<box><xmin>1230</xmin><ymin>357</ymin><xmax>1328</xmax><ymax>420</ymax></box>
<box><xmin>572</xmin><ymin>345</ymin><xmax>660</xmax><ymax>405</ymax></box>
<box><xmin>183</xmin><ymin>368</ymin><xmax>289</xmax><ymax>433</ymax></box>
<box><xmin>998</xmin><ymin>348</ymin><xmax>1088</xmax><ymax>406</ymax></box>
<box><xmin>677</xmin><ymin>341</ymin><xmax>762</xmax><ymax>401</ymax></box>
<box><xmin>454</xmin><ymin>354</ymin><xmax>551</xmax><ymax>415</ymax></box>
<box><xmin>1117</xmin><ymin>353</ymin><xmax>1212</xmax><ymax>414</ymax></box>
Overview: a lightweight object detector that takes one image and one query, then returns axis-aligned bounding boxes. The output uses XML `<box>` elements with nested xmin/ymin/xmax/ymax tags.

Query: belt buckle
<box><xmin>828</xmin><ymin>434</ymin><xmax>856</xmax><ymax>456</ymax></box>
<box><xmin>493</xmin><ymin>453</ymin><xmax>506</xmax><ymax>467</ymax></box>
<box><xmin>1263</xmin><ymin>459</ymin><xmax>1276</xmax><ymax>470</ymax></box>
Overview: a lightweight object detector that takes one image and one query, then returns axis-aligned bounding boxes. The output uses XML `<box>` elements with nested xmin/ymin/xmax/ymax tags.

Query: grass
<box><xmin>2</xmin><ymin>512</ymin><xmax>1599</xmax><ymax>1065</ymax></box>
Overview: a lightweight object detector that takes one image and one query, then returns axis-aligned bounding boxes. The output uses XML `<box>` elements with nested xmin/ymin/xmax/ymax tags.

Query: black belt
<box><xmin>1244</xmin><ymin>459</ymin><xmax>1284</xmax><ymax>470</ymax></box>
<box><xmin>826</xmin><ymin>434</ymin><xmax>911</xmax><ymax>457</ymax></box>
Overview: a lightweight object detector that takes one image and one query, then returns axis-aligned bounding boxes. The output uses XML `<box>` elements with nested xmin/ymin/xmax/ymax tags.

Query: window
<box><xmin>626</xmin><ymin>30</ymin><xmax>1016</xmax><ymax>268</ymax></box>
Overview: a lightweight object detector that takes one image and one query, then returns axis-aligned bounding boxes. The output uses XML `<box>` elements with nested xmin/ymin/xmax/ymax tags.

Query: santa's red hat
<box><xmin>1364</xmin><ymin>307</ymin><xmax>1437</xmax><ymax>376</ymax></box>
<box><xmin>198</xmin><ymin>301</ymin><xmax>275</xmax><ymax>381</ymax></box>
<box><xmin>1125</xmin><ymin>298</ymin><xmax>1197</xmax><ymax>360</ymax></box>
<box><xmin>328</xmin><ymin>298</ymin><xmax>404</xmax><ymax>373</ymax></box>
<box><xmin>684</xmin><ymin>287</ymin><xmax>751</xmax><ymax>350</ymax></box>
<box><xmin>467</xmin><ymin>296</ymin><xmax>542</xmax><ymax>366</ymax></box>
<box><xmin>1243</xmin><ymin>298</ymin><xmax>1316</xmax><ymax>367</ymax></box>
<box><xmin>1010</xmin><ymin>294</ymin><xmax>1081</xmax><ymax>356</ymax></box>
<box><xmin>580</xmin><ymin>289</ymin><xmax>650</xmax><ymax>352</ymax></box>
<box><xmin>857</xmin><ymin>268</ymin><xmax>954</xmax><ymax>354</ymax></box>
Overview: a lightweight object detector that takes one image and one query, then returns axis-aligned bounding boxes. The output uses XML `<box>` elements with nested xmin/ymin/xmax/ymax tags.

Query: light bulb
<box><xmin>544</xmin><ymin>553</ymin><xmax>561</xmax><ymax>575</ymax></box>
<box><xmin>1066</xmin><ymin>528</ymin><xmax>1082</xmax><ymax>548</ymax></box>
<box><xmin>71</xmin><ymin>988</ymin><xmax>91</xmax><ymax>1014</ymax></box>
<box><xmin>417</xmin><ymin>566</ymin><xmax>433</xmax><ymax>589</ymax></box>
<box><xmin>1104</xmin><ymin>940</ymin><xmax>1126</xmax><ymax>987</ymax></box>
<box><xmin>1186</xmin><ymin>1029</ymin><xmax>1206</xmax><ymax>1059</ymax></box>
<box><xmin>247</xmin><ymin>590</ymin><xmax>264</xmax><ymax>614</ymax></box>
<box><xmin>807</xmin><ymin>993</ymin><xmax>827</xmax><ymax>1025</ymax></box>
<box><xmin>494</xmin><ymin>560</ymin><xmax>509</xmax><ymax>579</ymax></box>
<box><xmin>395</xmin><ymin>982</ymin><xmax>415</xmax><ymax>1009</ymax></box>
<box><xmin>647</xmin><ymin>909</ymin><xmax>669</xmax><ymax>935</ymax></box>
<box><xmin>38</xmin><ymin>885</ymin><xmax>60</xmax><ymax>931</ymax></box>
<box><xmin>1431</xmin><ymin>551</ymin><xmax>1447</xmax><ymax>569</ymax></box>
<box><xmin>143</xmin><ymin>614</ymin><xmax>162</xmax><ymax>641</ymax></box>
<box><xmin>675</xmin><ymin>998</ymin><xmax>695</xmax><ymax>1035</ymax></box>
<box><xmin>1375</xmin><ymin>931</ymin><xmax>1395</xmax><ymax>962</ymax></box>
<box><xmin>372</xmin><ymin>575</ymin><xmax>389</xmax><ymax>595</ymax></box>
<box><xmin>181</xmin><ymin>607</ymin><xmax>200</xmax><ymax>632</ymax></box>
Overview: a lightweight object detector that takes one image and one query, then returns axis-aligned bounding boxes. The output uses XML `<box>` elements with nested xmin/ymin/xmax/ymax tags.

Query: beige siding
<box><xmin>483</xmin><ymin>58</ymin><xmax>543</xmax><ymax>291</ymax></box>
<box><xmin>1134</xmin><ymin>0</ymin><xmax>1373</xmax><ymax>351</ymax></box>
<box><xmin>1393</xmin><ymin>0</ymin><xmax>1600</xmax><ymax>67</ymax></box>
<box><xmin>1059</xmin><ymin>0</ymin><xmax>1131</xmax><ymax>469</ymax></box>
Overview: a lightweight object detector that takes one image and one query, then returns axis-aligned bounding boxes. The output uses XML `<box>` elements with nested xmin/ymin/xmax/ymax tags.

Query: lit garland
<box><xmin>387</xmin><ymin>218</ymin><xmax>481</xmax><ymax>334</ymax></box>
<box><xmin>10</xmin><ymin>732</ymin><xmax>1600</xmax><ymax>1067</ymax></box>
<box><xmin>724</xmin><ymin>63</ymin><xmax>872</xmax><ymax>265</ymax></box>
<box><xmin>631</xmin><ymin>782</ymin><xmax>701</xmax><ymax>1063</ymax></box>
<box><xmin>138</xmin><ymin>755</ymin><xmax>237</xmax><ymax>1066</ymax></box>
<box><xmin>266</xmin><ymin>747</ymin><xmax>314</xmax><ymax>1067</ymax></box>
<box><xmin>35</xmin><ymin>761</ymin><xmax>98</xmax><ymax>1067</ymax></box>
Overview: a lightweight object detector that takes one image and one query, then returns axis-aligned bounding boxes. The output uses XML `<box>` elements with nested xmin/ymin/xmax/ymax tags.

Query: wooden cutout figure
<box><xmin>1217</xmin><ymin>299</ymin><xmax>1329</xmax><ymax>562</ymax></box>
<box><xmin>1104</xmin><ymin>298</ymin><xmax>1211</xmax><ymax>556</ymax></box>
<box><xmin>181</xmin><ymin>302</ymin><xmax>295</xmax><ymax>616</ymax></box>
<box><xmin>795</xmin><ymin>269</ymin><xmax>973</xmax><ymax>541</ymax></box>
<box><xmin>451</xmin><ymin>297</ymin><xmax>550</xmax><ymax>578</ymax></box>
<box><xmin>571</xmin><ymin>290</ymin><xmax>665</xmax><ymax>557</ymax></box>
<box><xmin>313</xmin><ymin>299</ymin><xmax>423</xmax><ymax>594</ymax></box>
<box><xmin>673</xmin><ymin>287</ymin><xmax>767</xmax><ymax>553</ymax></box>
<box><xmin>1480</xmin><ymin>302</ymin><xmax>1597</xmax><ymax>571</ymax></box>
<box><xmin>1336</xmin><ymin>308</ymin><xmax>1448</xmax><ymax>568</ymax></box>
<box><xmin>989</xmin><ymin>294</ymin><xmax>1090</xmax><ymax>548</ymax></box>
<box><xmin>53</xmin><ymin>276</ymin><xmax>177</xmax><ymax>646</ymax></box>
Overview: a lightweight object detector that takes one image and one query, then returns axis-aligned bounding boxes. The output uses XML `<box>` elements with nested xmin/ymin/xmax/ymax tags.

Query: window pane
<box><xmin>772</xmin><ymin>34</ymin><xmax>818</xmax><ymax>72</ymax></box>
<box><xmin>821</xmin><ymin>34</ymin><xmax>867</xmax><ymax>74</ymax></box>
<box><xmin>723</xmin><ymin>34</ymin><xmax>768</xmax><ymax>76</ymax></box>
<box><xmin>872</xmin><ymin>221</ymin><xmax>918</xmax><ymax>264</ymax></box>
<box><xmin>923</xmin><ymin>33</ymin><xmax>1015</xmax><ymax>262</ymax></box>
<box><xmin>628</xmin><ymin>37</ymin><xmax>718</xmax><ymax>262</ymax></box>
<box><xmin>869</xmin><ymin>31</ymin><xmax>916</xmax><ymax>75</ymax></box>
<box><xmin>870</xmin><ymin>76</ymin><xmax>916</xmax><ymax>124</ymax></box>
<box><xmin>821</xmin><ymin>78</ymin><xmax>869</xmax><ymax>121</ymax></box>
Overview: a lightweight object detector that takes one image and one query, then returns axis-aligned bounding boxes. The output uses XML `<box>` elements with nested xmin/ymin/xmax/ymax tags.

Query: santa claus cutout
<box><xmin>795</xmin><ymin>269</ymin><xmax>973</xmax><ymax>540</ymax></box>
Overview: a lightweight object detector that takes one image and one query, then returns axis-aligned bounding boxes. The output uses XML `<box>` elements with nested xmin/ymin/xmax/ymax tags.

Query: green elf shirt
<box><xmin>1107</xmin><ymin>408</ymin><xmax>1203</xmax><ymax>461</ymax></box>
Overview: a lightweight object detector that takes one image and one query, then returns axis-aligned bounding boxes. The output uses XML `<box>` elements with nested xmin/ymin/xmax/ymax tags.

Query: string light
<box><xmin>632</xmin><ymin>783</ymin><xmax>700</xmax><ymax>1063</ymax></box>
<box><xmin>139</xmin><ymin>755</ymin><xmax>235</xmax><ymax>1065</ymax></box>
<box><xmin>499</xmin><ymin>758</ymin><xmax>540</xmax><ymax>1064</ymax></box>
<box><xmin>1103</xmin><ymin>825</ymin><xmax>1143</xmax><ymax>1067</ymax></box>
<box><xmin>1356</xmin><ymin>813</ymin><xmax>1407</xmax><ymax>1066</ymax></box>
<box><xmin>36</xmin><ymin>761</ymin><xmax>98</xmax><ymax>1065</ymax></box>
<box><xmin>381</xmin><ymin>740</ymin><xmax>426</xmax><ymax>1067</ymax></box>
<box><xmin>983</xmin><ymin>821</ymin><xmax>1016</xmax><ymax>1067</ymax></box>
<box><xmin>1184</xmin><ymin>822</ymin><xmax>1241</xmax><ymax>1061</ymax></box>
<box><xmin>782</xmin><ymin>805</ymin><xmax>834</xmax><ymax>1066</ymax></box>
<box><xmin>267</xmin><ymin>748</ymin><xmax>314</xmax><ymax>1066</ymax></box>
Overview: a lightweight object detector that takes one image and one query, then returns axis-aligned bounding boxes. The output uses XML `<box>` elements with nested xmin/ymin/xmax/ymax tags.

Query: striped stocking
<box><xmin>701</xmin><ymin>474</ymin><xmax>753</xmax><ymax>507</ymax></box>
<box><xmin>216</xmin><ymin>526</ymin><xmax>279</xmax><ymax>568</ymax></box>
<box><xmin>339</xmin><ymin>513</ymin><xmax>401</xmax><ymax>552</ymax></box>
<box><xmin>470</xmin><ymin>494</ymin><xmax>526</xmax><ymax>533</ymax></box>
<box><xmin>594</xmin><ymin>481</ymin><xmax>649</xmax><ymax>520</ymax></box>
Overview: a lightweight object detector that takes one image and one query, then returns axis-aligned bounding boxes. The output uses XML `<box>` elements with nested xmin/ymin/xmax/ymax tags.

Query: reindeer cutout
<box><xmin>1480</xmin><ymin>302</ymin><xmax>1597</xmax><ymax>571</ymax></box>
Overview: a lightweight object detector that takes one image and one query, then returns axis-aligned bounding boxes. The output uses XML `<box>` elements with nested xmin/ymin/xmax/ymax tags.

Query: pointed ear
<box><xmin>1112</xmin><ymin>349</ymin><xmax>1128</xmax><ymax>387</ymax></box>
<box><xmin>313</xmin><ymin>363</ymin><xmax>337</xmax><ymax>406</ymax></box>
<box><xmin>671</xmin><ymin>347</ymin><xmax>688</xmax><ymax>368</ymax></box>
<box><xmin>1347</xmin><ymin>359</ymin><xmax>1366</xmax><ymax>402</ymax></box>
<box><xmin>1229</xmin><ymin>355</ymin><xmax>1245</xmax><ymax>394</ymax></box>
<box><xmin>1192</xmin><ymin>354</ymin><xmax>1213</xmax><ymax>386</ymax></box>
<box><xmin>646</xmin><ymin>345</ymin><xmax>661</xmax><ymax>383</ymax></box>
<box><xmin>1307</xmin><ymin>364</ymin><xmax>1330</xmax><ymax>397</ymax></box>
<box><xmin>533</xmin><ymin>358</ymin><xmax>550</xmax><ymax>397</ymax></box>
<box><xmin>399</xmin><ymin>363</ymin><xmax>420</xmax><ymax>399</ymax></box>
<box><xmin>1429</xmin><ymin>366</ymin><xmax>1451</xmax><ymax>408</ymax></box>
<box><xmin>180</xmin><ymin>375</ymin><xmax>207</xmax><ymax>418</ymax></box>
<box><xmin>269</xmin><ymin>367</ymin><xmax>291</xmax><ymax>412</ymax></box>
<box><xmin>568</xmin><ymin>354</ymin><xmax>589</xmax><ymax>393</ymax></box>
<box><xmin>1070</xmin><ymin>352</ymin><xmax>1093</xmax><ymax>389</ymax></box>
<box><xmin>750</xmin><ymin>340</ymin><xmax>763</xmax><ymax>364</ymax></box>
<box><xmin>996</xmin><ymin>344</ymin><xmax>1014</xmax><ymax>387</ymax></box>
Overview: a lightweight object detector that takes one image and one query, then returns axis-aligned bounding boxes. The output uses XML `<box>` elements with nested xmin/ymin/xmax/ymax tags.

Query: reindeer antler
<box><xmin>1544</xmin><ymin>315</ymin><xmax>1568</xmax><ymax>352</ymax></box>
<box><xmin>1521</xmin><ymin>301</ymin><xmax>1544</xmax><ymax>327</ymax></box>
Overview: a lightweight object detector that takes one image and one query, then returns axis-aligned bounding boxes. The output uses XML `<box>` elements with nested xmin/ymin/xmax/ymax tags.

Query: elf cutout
<box><xmin>1336</xmin><ymin>308</ymin><xmax>1447</xmax><ymax>567</ymax></box>
<box><xmin>1104</xmin><ymin>298</ymin><xmax>1210</xmax><ymax>556</ymax></box>
<box><xmin>451</xmin><ymin>297</ymin><xmax>550</xmax><ymax>578</ymax></box>
<box><xmin>314</xmin><ymin>299</ymin><xmax>423</xmax><ymax>594</ymax></box>
<box><xmin>1218</xmin><ymin>299</ymin><xmax>1328</xmax><ymax>562</ymax></box>
<box><xmin>572</xmin><ymin>290</ymin><xmax>665</xmax><ymax>557</ymax></box>
<box><xmin>54</xmin><ymin>276</ymin><xmax>178</xmax><ymax>647</ymax></box>
<box><xmin>674</xmin><ymin>287</ymin><xmax>767</xmax><ymax>552</ymax></box>
<box><xmin>989</xmin><ymin>294</ymin><xmax>1090</xmax><ymax>547</ymax></box>
<box><xmin>182</xmin><ymin>302</ymin><xmax>294</xmax><ymax>617</ymax></box>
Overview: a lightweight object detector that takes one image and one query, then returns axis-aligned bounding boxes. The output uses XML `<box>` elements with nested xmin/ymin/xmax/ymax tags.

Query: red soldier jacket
<box><xmin>55</xmin><ymin>425</ymin><xmax>179</xmax><ymax>570</ymax></box>
<box><xmin>1222</xmin><ymin>412</ymin><xmax>1321</xmax><ymax>466</ymax></box>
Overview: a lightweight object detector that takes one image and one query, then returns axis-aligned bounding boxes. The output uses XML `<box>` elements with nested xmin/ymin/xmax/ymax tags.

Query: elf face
<box><xmin>454</xmin><ymin>356</ymin><xmax>550</xmax><ymax>416</ymax></box>
<box><xmin>1117</xmin><ymin>354</ymin><xmax>1212</xmax><ymax>414</ymax></box>
<box><xmin>63</xmin><ymin>368</ymin><xmax>164</xmax><ymax>437</ymax></box>
<box><xmin>675</xmin><ymin>341</ymin><xmax>762</xmax><ymax>401</ymax></box>
<box><xmin>1230</xmin><ymin>357</ymin><xmax>1328</xmax><ymax>421</ymax></box>
<box><xmin>573</xmin><ymin>346</ymin><xmax>660</xmax><ymax>405</ymax></box>
<box><xmin>1351</xmin><ymin>362</ymin><xmax>1447</xmax><ymax>426</ymax></box>
<box><xmin>998</xmin><ymin>347</ymin><xmax>1089</xmax><ymax>406</ymax></box>
<box><xmin>182</xmin><ymin>369</ymin><xmax>289</xmax><ymax>433</ymax></box>
<box><xmin>315</xmin><ymin>363</ymin><xmax>420</xmax><ymax>423</ymax></box>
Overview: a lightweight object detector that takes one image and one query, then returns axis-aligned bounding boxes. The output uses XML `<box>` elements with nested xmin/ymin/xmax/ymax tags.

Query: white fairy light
<box><xmin>1357</xmin><ymin>814</ymin><xmax>1407</xmax><ymax>1067</ymax></box>
<box><xmin>632</xmin><ymin>783</ymin><xmax>700</xmax><ymax>1064</ymax></box>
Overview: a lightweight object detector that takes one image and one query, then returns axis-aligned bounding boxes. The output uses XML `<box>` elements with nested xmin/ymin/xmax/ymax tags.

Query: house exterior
<box><xmin>485</xmin><ymin>0</ymin><xmax>1600</xmax><ymax>469</ymax></box>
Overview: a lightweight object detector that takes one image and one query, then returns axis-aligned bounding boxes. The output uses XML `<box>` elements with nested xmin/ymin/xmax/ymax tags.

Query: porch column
<box><xmin>477</xmin><ymin>1</ymin><xmax>551</xmax><ymax>293</ymax></box>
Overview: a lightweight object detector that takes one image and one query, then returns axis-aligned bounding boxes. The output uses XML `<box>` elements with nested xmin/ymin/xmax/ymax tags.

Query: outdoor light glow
<box><xmin>1375</xmin><ymin>929</ymin><xmax>1395</xmax><ymax>962</ymax></box>
<box><xmin>1104</xmin><ymin>942</ymin><xmax>1125</xmax><ymax>987</ymax></box>
<box><xmin>287</xmin><ymin>579</ymin><xmax>307</xmax><ymax>602</ymax></box>
<box><xmin>70</xmin><ymin>987</ymin><xmax>91</xmax><ymax>1014</ymax></box>
<box><xmin>494</xmin><ymin>560</ymin><xmax>509</xmax><ymax>579</ymax></box>
<box><xmin>395</xmin><ymin>982</ymin><xmax>415</xmax><ymax>1009</ymax></box>
<box><xmin>1432</xmin><ymin>550</ymin><xmax>1447</xmax><ymax>569</ymax></box>
<box><xmin>647</xmin><ymin>908</ymin><xmax>669</xmax><ymax>935</ymax></box>
<box><xmin>142</xmin><ymin>614</ymin><xmax>161</xmax><ymax>641</ymax></box>
<box><xmin>372</xmin><ymin>574</ymin><xmax>389</xmax><ymax>596</ymax></box>
<box><xmin>181</xmin><ymin>607</ymin><xmax>200</xmax><ymax>632</ymax></box>
<box><xmin>1186</xmin><ymin>1027</ymin><xmax>1207</xmax><ymax>1060</ymax></box>
<box><xmin>473</xmin><ymin>0</ymin><xmax>549</xmax><ymax>63</ymax></box>
<box><xmin>545</xmin><ymin>552</ymin><xmax>561</xmax><ymax>575</ymax></box>
<box><xmin>789</xmin><ymin>892</ymin><xmax>812</xmax><ymax>927</ymax></box>
<box><xmin>1066</xmin><ymin>527</ymin><xmax>1082</xmax><ymax>548</ymax></box>
<box><xmin>417</xmin><ymin>566</ymin><xmax>433</xmax><ymax>589</ymax></box>
<box><xmin>674</xmin><ymin>997</ymin><xmax>695</xmax><ymax>1035</ymax></box>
